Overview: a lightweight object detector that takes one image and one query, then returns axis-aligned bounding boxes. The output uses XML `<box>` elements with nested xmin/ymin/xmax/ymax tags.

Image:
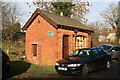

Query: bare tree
<box><xmin>1</xmin><ymin>2</ymin><xmax>21</xmax><ymax>42</ymax></box>
<box><xmin>71</xmin><ymin>0</ymin><xmax>91</xmax><ymax>23</ymax></box>
<box><xmin>101</xmin><ymin>3</ymin><xmax>118</xmax><ymax>30</ymax></box>
<box><xmin>101</xmin><ymin>3</ymin><xmax>120</xmax><ymax>42</ymax></box>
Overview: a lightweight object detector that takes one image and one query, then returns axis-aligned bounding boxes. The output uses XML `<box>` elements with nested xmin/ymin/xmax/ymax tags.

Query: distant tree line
<box><xmin>1</xmin><ymin>2</ymin><xmax>25</xmax><ymax>57</ymax></box>
<box><xmin>89</xmin><ymin>2</ymin><xmax>120</xmax><ymax>46</ymax></box>
<box><xmin>1</xmin><ymin>2</ymin><xmax>24</xmax><ymax>42</ymax></box>
<box><xmin>101</xmin><ymin>3</ymin><xmax>120</xmax><ymax>43</ymax></box>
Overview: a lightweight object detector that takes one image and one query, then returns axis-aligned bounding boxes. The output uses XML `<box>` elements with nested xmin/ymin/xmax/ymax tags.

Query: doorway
<box><xmin>63</xmin><ymin>35</ymin><xmax>69</xmax><ymax>58</ymax></box>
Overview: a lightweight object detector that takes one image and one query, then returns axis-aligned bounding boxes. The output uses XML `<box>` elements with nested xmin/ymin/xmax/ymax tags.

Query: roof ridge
<box><xmin>37</xmin><ymin>8</ymin><xmax>83</xmax><ymax>24</ymax></box>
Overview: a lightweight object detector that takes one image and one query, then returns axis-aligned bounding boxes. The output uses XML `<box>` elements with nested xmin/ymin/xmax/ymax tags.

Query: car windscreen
<box><xmin>98</xmin><ymin>45</ymin><xmax>112</xmax><ymax>52</ymax></box>
<box><xmin>69</xmin><ymin>49</ymin><xmax>90</xmax><ymax>57</ymax></box>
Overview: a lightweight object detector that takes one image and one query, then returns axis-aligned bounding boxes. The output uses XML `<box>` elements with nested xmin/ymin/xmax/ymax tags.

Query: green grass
<box><xmin>15</xmin><ymin>65</ymin><xmax>56</xmax><ymax>78</ymax></box>
<box><xmin>7</xmin><ymin>54</ymin><xmax>57</xmax><ymax>79</ymax></box>
<box><xmin>2</xmin><ymin>42</ymin><xmax>57</xmax><ymax>79</ymax></box>
<box><xmin>10</xmin><ymin>62</ymin><xmax>56</xmax><ymax>78</ymax></box>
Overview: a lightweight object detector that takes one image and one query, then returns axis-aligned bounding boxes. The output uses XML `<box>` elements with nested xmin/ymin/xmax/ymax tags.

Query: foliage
<box><xmin>29</xmin><ymin>0</ymin><xmax>91</xmax><ymax>23</ymax></box>
<box><xmin>101</xmin><ymin>3</ymin><xmax>120</xmax><ymax>42</ymax></box>
<box><xmin>2</xmin><ymin>22</ymin><xmax>21</xmax><ymax>42</ymax></box>
<box><xmin>101</xmin><ymin>3</ymin><xmax>118</xmax><ymax>29</ymax></box>
<box><xmin>116</xmin><ymin>27</ymin><xmax>120</xmax><ymax>41</ymax></box>
<box><xmin>2</xmin><ymin>41</ymin><xmax>25</xmax><ymax>60</ymax></box>
<box><xmin>51</xmin><ymin>2</ymin><xmax>74</xmax><ymax>17</ymax></box>
<box><xmin>1</xmin><ymin>2</ymin><xmax>21</xmax><ymax>42</ymax></box>
<box><xmin>88</xmin><ymin>21</ymin><xmax>106</xmax><ymax>46</ymax></box>
<box><xmin>87</xmin><ymin>20</ymin><xmax>120</xmax><ymax>47</ymax></box>
<box><xmin>71</xmin><ymin>1</ymin><xmax>91</xmax><ymax>23</ymax></box>
<box><xmin>88</xmin><ymin>21</ymin><xmax>101</xmax><ymax>47</ymax></box>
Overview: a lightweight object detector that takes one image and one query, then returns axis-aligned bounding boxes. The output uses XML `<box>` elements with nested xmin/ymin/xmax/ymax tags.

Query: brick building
<box><xmin>22</xmin><ymin>9</ymin><xmax>93</xmax><ymax>65</ymax></box>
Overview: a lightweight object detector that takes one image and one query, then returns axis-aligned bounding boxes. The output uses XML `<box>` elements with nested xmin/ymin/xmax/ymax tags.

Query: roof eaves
<box><xmin>22</xmin><ymin>9</ymin><xmax>39</xmax><ymax>30</ymax></box>
<box><xmin>57</xmin><ymin>24</ymin><xmax>94</xmax><ymax>33</ymax></box>
<box><xmin>22</xmin><ymin>9</ymin><xmax>58</xmax><ymax>31</ymax></box>
<box><xmin>37</xmin><ymin>9</ymin><xmax>57</xmax><ymax>28</ymax></box>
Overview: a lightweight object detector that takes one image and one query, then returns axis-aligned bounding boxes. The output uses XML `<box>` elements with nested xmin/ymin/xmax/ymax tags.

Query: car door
<box><xmin>97</xmin><ymin>48</ymin><xmax>109</xmax><ymax>67</ymax></box>
<box><xmin>112</xmin><ymin>47</ymin><xmax>120</xmax><ymax>58</ymax></box>
<box><xmin>110</xmin><ymin>47</ymin><xmax>120</xmax><ymax>59</ymax></box>
<box><xmin>89</xmin><ymin>49</ymin><xmax>100</xmax><ymax>70</ymax></box>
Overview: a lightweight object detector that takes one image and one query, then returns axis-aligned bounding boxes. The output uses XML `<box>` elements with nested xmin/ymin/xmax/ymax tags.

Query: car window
<box><xmin>97</xmin><ymin>48</ymin><xmax>107</xmax><ymax>55</ymax></box>
<box><xmin>69</xmin><ymin>50</ymin><xmax>79</xmax><ymax>56</ymax></box>
<box><xmin>114</xmin><ymin>47</ymin><xmax>120</xmax><ymax>51</ymax></box>
<box><xmin>69</xmin><ymin>49</ymin><xmax>90</xmax><ymax>57</ymax></box>
<box><xmin>89</xmin><ymin>49</ymin><xmax>98</xmax><ymax>56</ymax></box>
<box><xmin>78</xmin><ymin>50</ymin><xmax>90</xmax><ymax>56</ymax></box>
<box><xmin>99</xmin><ymin>45</ymin><xmax>112</xmax><ymax>52</ymax></box>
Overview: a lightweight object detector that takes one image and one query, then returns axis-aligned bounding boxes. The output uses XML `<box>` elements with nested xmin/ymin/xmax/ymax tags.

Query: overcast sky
<box><xmin>13</xmin><ymin>0</ymin><xmax>120</xmax><ymax>27</ymax></box>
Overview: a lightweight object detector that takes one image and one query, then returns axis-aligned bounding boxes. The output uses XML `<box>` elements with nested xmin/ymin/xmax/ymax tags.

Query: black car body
<box><xmin>55</xmin><ymin>48</ymin><xmax>111</xmax><ymax>76</ymax></box>
<box><xmin>98</xmin><ymin>44</ymin><xmax>120</xmax><ymax>60</ymax></box>
<box><xmin>1</xmin><ymin>49</ymin><xmax>11</xmax><ymax>77</ymax></box>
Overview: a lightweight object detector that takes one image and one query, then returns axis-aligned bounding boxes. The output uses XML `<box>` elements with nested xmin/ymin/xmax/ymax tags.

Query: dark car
<box><xmin>98</xmin><ymin>44</ymin><xmax>120</xmax><ymax>60</ymax></box>
<box><xmin>1</xmin><ymin>49</ymin><xmax>11</xmax><ymax>78</ymax></box>
<box><xmin>55</xmin><ymin>48</ymin><xmax>111</xmax><ymax>76</ymax></box>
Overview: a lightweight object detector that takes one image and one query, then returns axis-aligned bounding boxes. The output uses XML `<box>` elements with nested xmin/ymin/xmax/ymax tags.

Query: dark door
<box><xmin>63</xmin><ymin>35</ymin><xmax>69</xmax><ymax>58</ymax></box>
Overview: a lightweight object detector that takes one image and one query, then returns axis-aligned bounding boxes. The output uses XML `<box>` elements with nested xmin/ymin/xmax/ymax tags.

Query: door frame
<box><xmin>62</xmin><ymin>35</ymin><xmax>70</xmax><ymax>58</ymax></box>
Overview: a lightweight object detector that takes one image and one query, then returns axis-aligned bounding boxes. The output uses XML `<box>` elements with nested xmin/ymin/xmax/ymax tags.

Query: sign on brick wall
<box><xmin>48</xmin><ymin>31</ymin><xmax>54</xmax><ymax>37</ymax></box>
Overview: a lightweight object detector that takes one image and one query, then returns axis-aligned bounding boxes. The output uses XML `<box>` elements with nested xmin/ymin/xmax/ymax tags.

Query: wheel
<box><xmin>106</xmin><ymin>61</ymin><xmax>111</xmax><ymax>69</ymax></box>
<box><xmin>82</xmin><ymin>64</ymin><xmax>88</xmax><ymax>76</ymax></box>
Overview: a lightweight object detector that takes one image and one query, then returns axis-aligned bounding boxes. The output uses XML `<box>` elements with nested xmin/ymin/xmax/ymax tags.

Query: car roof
<box><xmin>100</xmin><ymin>44</ymin><xmax>120</xmax><ymax>47</ymax></box>
<box><xmin>101</xmin><ymin>44</ymin><xmax>113</xmax><ymax>46</ymax></box>
<box><xmin>77</xmin><ymin>48</ymin><xmax>102</xmax><ymax>50</ymax></box>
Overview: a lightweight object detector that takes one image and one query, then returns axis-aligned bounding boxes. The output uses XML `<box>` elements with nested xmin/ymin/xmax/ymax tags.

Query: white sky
<box><xmin>12</xmin><ymin>0</ymin><xmax>120</xmax><ymax>27</ymax></box>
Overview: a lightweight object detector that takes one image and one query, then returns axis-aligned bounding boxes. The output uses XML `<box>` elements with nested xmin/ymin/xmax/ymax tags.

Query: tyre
<box><xmin>106</xmin><ymin>61</ymin><xmax>111</xmax><ymax>69</ymax></box>
<box><xmin>82</xmin><ymin>64</ymin><xmax>88</xmax><ymax>76</ymax></box>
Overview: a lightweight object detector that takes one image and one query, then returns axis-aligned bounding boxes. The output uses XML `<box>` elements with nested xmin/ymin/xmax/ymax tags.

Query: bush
<box><xmin>2</xmin><ymin>41</ymin><xmax>25</xmax><ymax>60</ymax></box>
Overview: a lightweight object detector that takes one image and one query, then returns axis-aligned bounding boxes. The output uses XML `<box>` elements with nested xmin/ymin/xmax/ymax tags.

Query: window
<box><xmin>78</xmin><ymin>50</ymin><xmax>90</xmax><ymax>56</ymax></box>
<box><xmin>114</xmin><ymin>47</ymin><xmax>120</xmax><ymax>51</ymax></box>
<box><xmin>98</xmin><ymin>45</ymin><xmax>112</xmax><ymax>52</ymax></box>
<box><xmin>97</xmin><ymin>48</ymin><xmax>106</xmax><ymax>55</ymax></box>
<box><xmin>69</xmin><ymin>49</ymin><xmax>90</xmax><ymax>57</ymax></box>
<box><xmin>90</xmin><ymin>49</ymin><xmax>98</xmax><ymax>56</ymax></box>
<box><xmin>69</xmin><ymin>50</ymin><xmax>79</xmax><ymax>56</ymax></box>
<box><xmin>32</xmin><ymin>44</ymin><xmax>37</xmax><ymax>56</ymax></box>
<box><xmin>75</xmin><ymin>36</ymin><xmax>86</xmax><ymax>49</ymax></box>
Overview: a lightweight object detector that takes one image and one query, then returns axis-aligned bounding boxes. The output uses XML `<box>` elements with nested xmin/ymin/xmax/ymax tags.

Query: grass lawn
<box><xmin>6</xmin><ymin>54</ymin><xmax>57</xmax><ymax>79</ymax></box>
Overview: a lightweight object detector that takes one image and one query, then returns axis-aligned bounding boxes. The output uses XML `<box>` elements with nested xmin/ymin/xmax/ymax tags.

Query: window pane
<box><xmin>114</xmin><ymin>47</ymin><xmax>120</xmax><ymax>51</ymax></box>
<box><xmin>90</xmin><ymin>49</ymin><xmax>98</xmax><ymax>55</ymax></box>
<box><xmin>97</xmin><ymin>49</ymin><xmax>106</xmax><ymax>55</ymax></box>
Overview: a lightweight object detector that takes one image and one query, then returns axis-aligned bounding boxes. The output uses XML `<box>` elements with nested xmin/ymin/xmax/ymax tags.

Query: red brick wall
<box><xmin>26</xmin><ymin>15</ymin><xmax>59</xmax><ymax>65</ymax></box>
<box><xmin>25</xmin><ymin>15</ymin><xmax>91</xmax><ymax>65</ymax></box>
<box><xmin>57</xmin><ymin>29</ymin><xmax>91</xmax><ymax>58</ymax></box>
